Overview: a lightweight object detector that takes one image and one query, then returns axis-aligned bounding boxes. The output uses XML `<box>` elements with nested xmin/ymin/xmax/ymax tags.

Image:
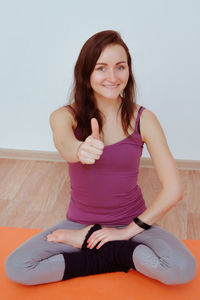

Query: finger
<box><xmin>87</xmin><ymin>230</ymin><xmax>102</xmax><ymax>243</ymax></box>
<box><xmin>88</xmin><ymin>240</ymin><xmax>101</xmax><ymax>249</ymax></box>
<box><xmin>96</xmin><ymin>240</ymin><xmax>107</xmax><ymax>249</ymax></box>
<box><xmin>87</xmin><ymin>237</ymin><xmax>99</xmax><ymax>248</ymax></box>
<box><xmin>82</xmin><ymin>153</ymin><xmax>100</xmax><ymax>161</ymax></box>
<box><xmin>91</xmin><ymin>118</ymin><xmax>100</xmax><ymax>140</ymax></box>
<box><xmin>81</xmin><ymin>143</ymin><xmax>103</xmax><ymax>156</ymax></box>
<box><xmin>93</xmin><ymin>237</ymin><xmax>109</xmax><ymax>250</ymax></box>
<box><xmin>85</xmin><ymin>136</ymin><xmax>104</xmax><ymax>151</ymax></box>
<box><xmin>81</xmin><ymin>158</ymin><xmax>95</xmax><ymax>164</ymax></box>
<box><xmin>87</xmin><ymin>234</ymin><xmax>104</xmax><ymax>249</ymax></box>
<box><xmin>79</xmin><ymin>148</ymin><xmax>97</xmax><ymax>164</ymax></box>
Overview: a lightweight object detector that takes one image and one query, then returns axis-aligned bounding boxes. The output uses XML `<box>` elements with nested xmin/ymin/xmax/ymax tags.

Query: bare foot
<box><xmin>46</xmin><ymin>225</ymin><xmax>93</xmax><ymax>249</ymax></box>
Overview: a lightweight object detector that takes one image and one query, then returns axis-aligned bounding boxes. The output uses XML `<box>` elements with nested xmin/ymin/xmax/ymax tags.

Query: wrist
<box><xmin>123</xmin><ymin>222</ymin><xmax>144</xmax><ymax>239</ymax></box>
<box><xmin>133</xmin><ymin>217</ymin><xmax>151</xmax><ymax>230</ymax></box>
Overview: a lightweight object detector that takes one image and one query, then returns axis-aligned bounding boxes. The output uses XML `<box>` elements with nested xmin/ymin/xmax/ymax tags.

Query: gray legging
<box><xmin>5</xmin><ymin>219</ymin><xmax>196</xmax><ymax>286</ymax></box>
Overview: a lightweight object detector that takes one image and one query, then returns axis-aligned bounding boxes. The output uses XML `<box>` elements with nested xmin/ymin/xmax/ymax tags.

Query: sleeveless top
<box><xmin>66</xmin><ymin>105</ymin><xmax>146</xmax><ymax>225</ymax></box>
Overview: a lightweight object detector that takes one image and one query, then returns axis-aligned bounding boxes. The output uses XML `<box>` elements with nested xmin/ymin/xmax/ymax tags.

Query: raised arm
<box><xmin>49</xmin><ymin>107</ymin><xmax>81</xmax><ymax>163</ymax></box>
<box><xmin>50</xmin><ymin>107</ymin><xmax>104</xmax><ymax>164</ymax></box>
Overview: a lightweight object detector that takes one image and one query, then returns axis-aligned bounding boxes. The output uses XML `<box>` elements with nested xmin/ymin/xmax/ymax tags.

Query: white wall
<box><xmin>0</xmin><ymin>0</ymin><xmax>199</xmax><ymax>160</ymax></box>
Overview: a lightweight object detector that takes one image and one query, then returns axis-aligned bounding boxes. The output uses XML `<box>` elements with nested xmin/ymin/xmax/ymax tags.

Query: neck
<box><xmin>95</xmin><ymin>95</ymin><xmax>122</xmax><ymax>117</ymax></box>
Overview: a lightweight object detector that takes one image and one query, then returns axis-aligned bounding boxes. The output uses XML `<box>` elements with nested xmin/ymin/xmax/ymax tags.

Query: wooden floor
<box><xmin>0</xmin><ymin>158</ymin><xmax>199</xmax><ymax>239</ymax></box>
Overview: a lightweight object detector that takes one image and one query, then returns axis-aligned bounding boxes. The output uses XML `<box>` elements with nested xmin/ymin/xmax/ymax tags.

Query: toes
<box><xmin>47</xmin><ymin>234</ymin><xmax>56</xmax><ymax>242</ymax></box>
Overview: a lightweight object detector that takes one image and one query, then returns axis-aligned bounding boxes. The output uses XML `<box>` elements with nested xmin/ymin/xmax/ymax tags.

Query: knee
<box><xmin>161</xmin><ymin>252</ymin><xmax>197</xmax><ymax>285</ymax></box>
<box><xmin>133</xmin><ymin>244</ymin><xmax>197</xmax><ymax>286</ymax></box>
<box><xmin>5</xmin><ymin>250</ymin><xmax>36</xmax><ymax>285</ymax></box>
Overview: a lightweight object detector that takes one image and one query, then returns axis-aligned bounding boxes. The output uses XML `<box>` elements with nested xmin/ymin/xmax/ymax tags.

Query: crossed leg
<box><xmin>130</xmin><ymin>224</ymin><xmax>197</xmax><ymax>285</ymax></box>
<box><xmin>5</xmin><ymin>219</ymin><xmax>87</xmax><ymax>285</ymax></box>
<box><xmin>5</xmin><ymin>220</ymin><xmax>197</xmax><ymax>285</ymax></box>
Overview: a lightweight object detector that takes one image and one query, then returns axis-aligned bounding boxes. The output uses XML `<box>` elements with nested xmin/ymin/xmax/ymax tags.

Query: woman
<box><xmin>5</xmin><ymin>30</ymin><xmax>196</xmax><ymax>285</ymax></box>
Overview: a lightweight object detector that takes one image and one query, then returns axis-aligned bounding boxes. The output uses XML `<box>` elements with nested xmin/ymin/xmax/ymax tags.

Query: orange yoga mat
<box><xmin>1</xmin><ymin>227</ymin><xmax>199</xmax><ymax>300</ymax></box>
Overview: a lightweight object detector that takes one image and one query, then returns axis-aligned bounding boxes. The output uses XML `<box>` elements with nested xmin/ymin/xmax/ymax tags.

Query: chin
<box><xmin>100</xmin><ymin>91</ymin><xmax>121</xmax><ymax>100</ymax></box>
<box><xmin>103</xmin><ymin>95</ymin><xmax>120</xmax><ymax>101</ymax></box>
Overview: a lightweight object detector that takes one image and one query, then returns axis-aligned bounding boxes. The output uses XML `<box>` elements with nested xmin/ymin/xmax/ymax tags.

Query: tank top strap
<box><xmin>135</xmin><ymin>106</ymin><xmax>145</xmax><ymax>134</ymax></box>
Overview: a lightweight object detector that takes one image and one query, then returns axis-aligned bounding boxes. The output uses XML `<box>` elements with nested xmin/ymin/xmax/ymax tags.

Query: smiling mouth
<box><xmin>103</xmin><ymin>84</ymin><xmax>120</xmax><ymax>89</ymax></box>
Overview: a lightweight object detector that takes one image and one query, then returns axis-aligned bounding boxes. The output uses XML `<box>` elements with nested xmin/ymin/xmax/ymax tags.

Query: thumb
<box><xmin>91</xmin><ymin>118</ymin><xmax>100</xmax><ymax>140</ymax></box>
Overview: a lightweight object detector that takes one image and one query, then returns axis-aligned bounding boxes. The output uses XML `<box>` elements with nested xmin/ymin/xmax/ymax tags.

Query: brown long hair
<box><xmin>68</xmin><ymin>30</ymin><xmax>137</xmax><ymax>141</ymax></box>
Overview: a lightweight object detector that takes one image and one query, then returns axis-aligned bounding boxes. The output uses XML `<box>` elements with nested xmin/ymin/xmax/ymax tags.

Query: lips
<box><xmin>103</xmin><ymin>84</ymin><xmax>120</xmax><ymax>89</ymax></box>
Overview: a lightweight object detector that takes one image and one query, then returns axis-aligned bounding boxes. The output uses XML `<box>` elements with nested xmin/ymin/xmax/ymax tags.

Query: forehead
<box><xmin>96</xmin><ymin>44</ymin><xmax>127</xmax><ymax>63</ymax></box>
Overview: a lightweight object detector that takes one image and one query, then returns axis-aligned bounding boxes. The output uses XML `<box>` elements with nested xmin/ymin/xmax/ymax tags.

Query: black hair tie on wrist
<box><xmin>133</xmin><ymin>217</ymin><xmax>151</xmax><ymax>230</ymax></box>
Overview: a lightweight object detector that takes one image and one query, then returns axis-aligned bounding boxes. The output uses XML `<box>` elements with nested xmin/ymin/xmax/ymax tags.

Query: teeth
<box><xmin>104</xmin><ymin>85</ymin><xmax>119</xmax><ymax>88</ymax></box>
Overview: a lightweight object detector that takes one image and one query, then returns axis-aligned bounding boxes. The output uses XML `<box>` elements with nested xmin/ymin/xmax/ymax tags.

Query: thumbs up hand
<box><xmin>76</xmin><ymin>118</ymin><xmax>104</xmax><ymax>164</ymax></box>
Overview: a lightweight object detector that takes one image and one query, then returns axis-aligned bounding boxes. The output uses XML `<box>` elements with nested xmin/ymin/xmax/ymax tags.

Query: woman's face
<box><xmin>90</xmin><ymin>44</ymin><xmax>129</xmax><ymax>101</ymax></box>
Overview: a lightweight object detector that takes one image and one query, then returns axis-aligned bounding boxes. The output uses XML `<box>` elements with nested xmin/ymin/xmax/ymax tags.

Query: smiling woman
<box><xmin>69</xmin><ymin>30</ymin><xmax>137</xmax><ymax>142</ymax></box>
<box><xmin>90</xmin><ymin>44</ymin><xmax>129</xmax><ymax>104</ymax></box>
<box><xmin>5</xmin><ymin>30</ymin><xmax>197</xmax><ymax>286</ymax></box>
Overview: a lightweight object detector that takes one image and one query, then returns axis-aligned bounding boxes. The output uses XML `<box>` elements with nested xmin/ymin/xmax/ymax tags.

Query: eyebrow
<box><xmin>96</xmin><ymin>61</ymin><xmax>127</xmax><ymax>65</ymax></box>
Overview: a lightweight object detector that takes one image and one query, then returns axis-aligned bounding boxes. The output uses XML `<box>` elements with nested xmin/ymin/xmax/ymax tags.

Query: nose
<box><xmin>107</xmin><ymin>68</ymin><xmax>117</xmax><ymax>82</ymax></box>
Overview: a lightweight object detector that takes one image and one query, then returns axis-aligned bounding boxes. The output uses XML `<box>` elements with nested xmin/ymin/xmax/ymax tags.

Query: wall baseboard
<box><xmin>139</xmin><ymin>157</ymin><xmax>200</xmax><ymax>170</ymax></box>
<box><xmin>0</xmin><ymin>148</ymin><xmax>63</xmax><ymax>162</ymax></box>
<box><xmin>0</xmin><ymin>148</ymin><xmax>199</xmax><ymax>170</ymax></box>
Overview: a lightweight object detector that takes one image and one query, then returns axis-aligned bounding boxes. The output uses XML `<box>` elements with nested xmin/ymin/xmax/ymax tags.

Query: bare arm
<box><xmin>49</xmin><ymin>107</ymin><xmax>81</xmax><ymax>163</ymax></box>
<box><xmin>50</xmin><ymin>107</ymin><xmax>104</xmax><ymax>164</ymax></box>
<box><xmin>124</xmin><ymin>109</ymin><xmax>183</xmax><ymax>238</ymax></box>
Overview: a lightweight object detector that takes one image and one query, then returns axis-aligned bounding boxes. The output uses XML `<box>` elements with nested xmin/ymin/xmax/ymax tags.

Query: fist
<box><xmin>77</xmin><ymin>118</ymin><xmax>104</xmax><ymax>164</ymax></box>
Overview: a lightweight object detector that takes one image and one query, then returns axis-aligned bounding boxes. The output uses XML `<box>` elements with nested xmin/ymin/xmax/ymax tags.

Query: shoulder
<box><xmin>49</xmin><ymin>104</ymin><xmax>77</xmax><ymax>130</ymax></box>
<box><xmin>140</xmin><ymin>108</ymin><xmax>158</xmax><ymax>123</ymax></box>
<box><xmin>139</xmin><ymin>108</ymin><xmax>163</xmax><ymax>142</ymax></box>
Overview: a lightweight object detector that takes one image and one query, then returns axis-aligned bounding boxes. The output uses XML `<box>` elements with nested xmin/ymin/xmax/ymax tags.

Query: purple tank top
<box><xmin>66</xmin><ymin>106</ymin><xmax>146</xmax><ymax>225</ymax></box>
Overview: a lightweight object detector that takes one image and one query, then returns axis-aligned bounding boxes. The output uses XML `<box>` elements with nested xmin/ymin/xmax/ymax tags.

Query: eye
<box><xmin>96</xmin><ymin>66</ymin><xmax>105</xmax><ymax>71</ymax></box>
<box><xmin>117</xmin><ymin>65</ymin><xmax>125</xmax><ymax>70</ymax></box>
